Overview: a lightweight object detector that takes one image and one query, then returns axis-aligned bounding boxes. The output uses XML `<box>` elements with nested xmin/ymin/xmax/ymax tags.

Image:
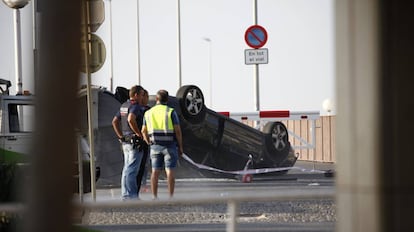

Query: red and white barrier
<box><xmin>218</xmin><ymin>110</ymin><xmax>320</xmax><ymax>150</ymax></box>
<box><xmin>218</xmin><ymin>110</ymin><xmax>320</xmax><ymax>121</ymax></box>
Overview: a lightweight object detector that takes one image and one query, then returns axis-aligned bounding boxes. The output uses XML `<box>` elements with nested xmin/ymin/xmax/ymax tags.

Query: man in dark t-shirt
<box><xmin>112</xmin><ymin>85</ymin><xmax>145</xmax><ymax>200</ymax></box>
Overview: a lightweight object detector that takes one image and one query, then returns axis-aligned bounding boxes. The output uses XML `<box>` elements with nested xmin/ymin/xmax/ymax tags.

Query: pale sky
<box><xmin>0</xmin><ymin>0</ymin><xmax>335</xmax><ymax>115</ymax></box>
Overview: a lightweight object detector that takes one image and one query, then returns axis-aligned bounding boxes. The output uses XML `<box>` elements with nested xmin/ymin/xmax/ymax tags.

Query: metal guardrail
<box><xmin>0</xmin><ymin>191</ymin><xmax>334</xmax><ymax>232</ymax></box>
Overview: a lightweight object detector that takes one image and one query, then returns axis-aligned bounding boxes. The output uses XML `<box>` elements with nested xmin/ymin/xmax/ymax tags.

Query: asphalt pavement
<box><xmin>76</xmin><ymin>160</ymin><xmax>336</xmax><ymax>232</ymax></box>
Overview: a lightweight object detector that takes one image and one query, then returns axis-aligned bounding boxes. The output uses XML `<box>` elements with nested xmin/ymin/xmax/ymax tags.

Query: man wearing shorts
<box><xmin>141</xmin><ymin>89</ymin><xmax>183</xmax><ymax>199</ymax></box>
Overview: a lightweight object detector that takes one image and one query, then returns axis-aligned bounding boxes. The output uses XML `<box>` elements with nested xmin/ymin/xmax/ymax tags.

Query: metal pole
<box><xmin>203</xmin><ymin>37</ymin><xmax>212</xmax><ymax>108</ymax></box>
<box><xmin>253</xmin><ymin>0</ymin><xmax>259</xmax><ymax>111</ymax></box>
<box><xmin>32</xmin><ymin>0</ymin><xmax>38</xmax><ymax>92</ymax></box>
<box><xmin>82</xmin><ymin>0</ymin><xmax>97</xmax><ymax>201</ymax></box>
<box><xmin>136</xmin><ymin>0</ymin><xmax>141</xmax><ymax>85</ymax></box>
<box><xmin>13</xmin><ymin>8</ymin><xmax>23</xmax><ymax>94</ymax></box>
<box><xmin>109</xmin><ymin>0</ymin><xmax>114</xmax><ymax>92</ymax></box>
<box><xmin>208</xmin><ymin>39</ymin><xmax>212</xmax><ymax>108</ymax></box>
<box><xmin>311</xmin><ymin>120</ymin><xmax>316</xmax><ymax>170</ymax></box>
<box><xmin>77</xmin><ymin>136</ymin><xmax>84</xmax><ymax>202</ymax></box>
<box><xmin>177</xmin><ymin>0</ymin><xmax>182</xmax><ymax>88</ymax></box>
<box><xmin>226</xmin><ymin>201</ymin><xmax>239</xmax><ymax>232</ymax></box>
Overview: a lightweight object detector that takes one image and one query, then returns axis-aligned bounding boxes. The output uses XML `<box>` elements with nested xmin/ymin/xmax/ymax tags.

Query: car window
<box><xmin>8</xmin><ymin>103</ymin><xmax>35</xmax><ymax>133</ymax></box>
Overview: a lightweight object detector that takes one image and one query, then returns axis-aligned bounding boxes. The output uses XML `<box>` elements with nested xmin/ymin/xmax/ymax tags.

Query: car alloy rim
<box><xmin>272</xmin><ymin>123</ymin><xmax>287</xmax><ymax>151</ymax></box>
<box><xmin>185</xmin><ymin>88</ymin><xmax>203</xmax><ymax>115</ymax></box>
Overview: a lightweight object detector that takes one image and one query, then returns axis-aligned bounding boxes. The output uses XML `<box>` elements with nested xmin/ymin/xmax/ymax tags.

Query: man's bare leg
<box><xmin>165</xmin><ymin>168</ymin><xmax>175</xmax><ymax>198</ymax></box>
<box><xmin>151</xmin><ymin>169</ymin><xmax>160</xmax><ymax>199</ymax></box>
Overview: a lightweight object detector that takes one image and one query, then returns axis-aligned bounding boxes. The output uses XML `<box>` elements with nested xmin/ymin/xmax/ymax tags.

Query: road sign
<box><xmin>245</xmin><ymin>48</ymin><xmax>268</xmax><ymax>65</ymax></box>
<box><xmin>81</xmin><ymin>34</ymin><xmax>106</xmax><ymax>73</ymax></box>
<box><xmin>80</xmin><ymin>0</ymin><xmax>105</xmax><ymax>33</ymax></box>
<box><xmin>244</xmin><ymin>25</ymin><xmax>268</xmax><ymax>49</ymax></box>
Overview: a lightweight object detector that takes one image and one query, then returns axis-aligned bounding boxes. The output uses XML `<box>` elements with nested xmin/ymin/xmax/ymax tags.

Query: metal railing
<box><xmin>1</xmin><ymin>190</ymin><xmax>334</xmax><ymax>232</ymax></box>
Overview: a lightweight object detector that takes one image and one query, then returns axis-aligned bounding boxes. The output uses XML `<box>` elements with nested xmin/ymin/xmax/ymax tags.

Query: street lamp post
<box><xmin>176</xmin><ymin>0</ymin><xmax>182</xmax><ymax>88</ymax></box>
<box><xmin>2</xmin><ymin>0</ymin><xmax>31</xmax><ymax>95</ymax></box>
<box><xmin>202</xmin><ymin>37</ymin><xmax>212</xmax><ymax>108</ymax></box>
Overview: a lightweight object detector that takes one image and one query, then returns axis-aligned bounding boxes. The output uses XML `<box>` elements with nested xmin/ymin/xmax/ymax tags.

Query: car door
<box><xmin>0</xmin><ymin>99</ymin><xmax>34</xmax><ymax>163</ymax></box>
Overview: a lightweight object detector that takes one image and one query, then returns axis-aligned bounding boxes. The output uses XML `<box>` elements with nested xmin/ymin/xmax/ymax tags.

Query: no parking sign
<box><xmin>244</xmin><ymin>25</ymin><xmax>268</xmax><ymax>49</ymax></box>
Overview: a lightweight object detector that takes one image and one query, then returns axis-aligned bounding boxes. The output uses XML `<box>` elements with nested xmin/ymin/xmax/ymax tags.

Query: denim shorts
<box><xmin>150</xmin><ymin>144</ymin><xmax>178</xmax><ymax>169</ymax></box>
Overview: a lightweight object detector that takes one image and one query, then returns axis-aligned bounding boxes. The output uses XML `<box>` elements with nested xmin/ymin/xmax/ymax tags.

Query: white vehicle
<box><xmin>0</xmin><ymin>79</ymin><xmax>34</xmax><ymax>164</ymax></box>
<box><xmin>0</xmin><ymin>79</ymin><xmax>99</xmax><ymax>193</ymax></box>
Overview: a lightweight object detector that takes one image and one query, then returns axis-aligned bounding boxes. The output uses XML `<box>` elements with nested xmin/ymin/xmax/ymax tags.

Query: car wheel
<box><xmin>263</xmin><ymin>121</ymin><xmax>290</xmax><ymax>162</ymax></box>
<box><xmin>176</xmin><ymin>85</ymin><xmax>206</xmax><ymax>123</ymax></box>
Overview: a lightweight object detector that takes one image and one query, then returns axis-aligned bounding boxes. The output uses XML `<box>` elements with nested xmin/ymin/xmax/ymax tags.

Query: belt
<box><xmin>123</xmin><ymin>134</ymin><xmax>134</xmax><ymax>141</ymax></box>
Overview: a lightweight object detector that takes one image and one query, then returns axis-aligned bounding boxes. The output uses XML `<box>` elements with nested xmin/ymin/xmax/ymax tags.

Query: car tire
<box><xmin>263</xmin><ymin>121</ymin><xmax>290</xmax><ymax>162</ymax></box>
<box><xmin>176</xmin><ymin>85</ymin><xmax>206</xmax><ymax>123</ymax></box>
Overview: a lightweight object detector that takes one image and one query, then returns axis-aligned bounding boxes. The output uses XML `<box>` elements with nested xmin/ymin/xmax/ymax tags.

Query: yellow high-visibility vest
<box><xmin>144</xmin><ymin>104</ymin><xmax>174</xmax><ymax>143</ymax></box>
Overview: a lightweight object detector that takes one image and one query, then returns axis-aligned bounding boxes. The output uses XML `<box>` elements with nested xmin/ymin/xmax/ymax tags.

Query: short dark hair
<box><xmin>129</xmin><ymin>85</ymin><xmax>144</xmax><ymax>98</ymax></box>
<box><xmin>157</xmin><ymin>89</ymin><xmax>169</xmax><ymax>103</ymax></box>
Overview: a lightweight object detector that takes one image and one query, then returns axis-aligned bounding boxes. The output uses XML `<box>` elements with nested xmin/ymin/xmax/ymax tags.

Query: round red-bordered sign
<box><xmin>244</xmin><ymin>25</ymin><xmax>268</xmax><ymax>49</ymax></box>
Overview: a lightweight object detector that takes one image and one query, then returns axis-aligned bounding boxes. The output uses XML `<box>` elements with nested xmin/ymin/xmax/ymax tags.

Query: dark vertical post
<box><xmin>23</xmin><ymin>0</ymin><xmax>81</xmax><ymax>231</ymax></box>
<box><xmin>380</xmin><ymin>1</ymin><xmax>414</xmax><ymax>231</ymax></box>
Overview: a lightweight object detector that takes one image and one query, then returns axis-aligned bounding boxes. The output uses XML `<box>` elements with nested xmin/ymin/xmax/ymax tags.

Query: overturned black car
<box><xmin>80</xmin><ymin>85</ymin><xmax>297</xmax><ymax>186</ymax></box>
<box><xmin>150</xmin><ymin>85</ymin><xmax>297</xmax><ymax>179</ymax></box>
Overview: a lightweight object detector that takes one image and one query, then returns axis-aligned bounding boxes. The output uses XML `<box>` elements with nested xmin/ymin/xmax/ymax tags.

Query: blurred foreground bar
<box><xmin>23</xmin><ymin>0</ymin><xmax>81</xmax><ymax>231</ymax></box>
